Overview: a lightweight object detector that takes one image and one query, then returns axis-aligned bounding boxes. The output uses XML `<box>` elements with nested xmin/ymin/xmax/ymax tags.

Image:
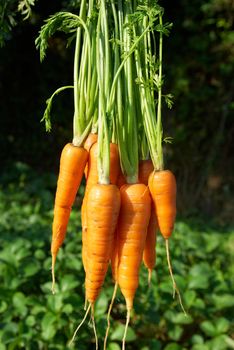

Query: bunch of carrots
<box><xmin>36</xmin><ymin>0</ymin><xmax>186</xmax><ymax>349</ymax></box>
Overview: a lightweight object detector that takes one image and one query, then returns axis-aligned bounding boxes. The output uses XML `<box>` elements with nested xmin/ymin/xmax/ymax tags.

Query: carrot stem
<box><xmin>165</xmin><ymin>239</ymin><xmax>187</xmax><ymax>315</ymax></box>
<box><xmin>103</xmin><ymin>282</ymin><xmax>118</xmax><ymax>350</ymax></box>
<box><xmin>69</xmin><ymin>303</ymin><xmax>91</xmax><ymax>347</ymax></box>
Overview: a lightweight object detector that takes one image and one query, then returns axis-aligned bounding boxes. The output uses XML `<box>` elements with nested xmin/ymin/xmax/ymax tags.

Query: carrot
<box><xmin>85</xmin><ymin>142</ymin><xmax>120</xmax><ymax>194</ymax></box>
<box><xmin>117</xmin><ymin>184</ymin><xmax>151</xmax><ymax>310</ymax></box>
<box><xmin>117</xmin><ymin>183</ymin><xmax>151</xmax><ymax>349</ymax></box>
<box><xmin>148</xmin><ymin>170</ymin><xmax>186</xmax><ymax>314</ymax></box>
<box><xmin>84</xmin><ymin>133</ymin><xmax>98</xmax><ymax>179</ymax></box>
<box><xmin>139</xmin><ymin>159</ymin><xmax>157</xmax><ymax>284</ymax></box>
<box><xmin>148</xmin><ymin>170</ymin><xmax>176</xmax><ymax>240</ymax></box>
<box><xmin>143</xmin><ymin>209</ymin><xmax>157</xmax><ymax>284</ymax></box>
<box><xmin>85</xmin><ymin>183</ymin><xmax>120</xmax><ymax>304</ymax></box>
<box><xmin>51</xmin><ymin>143</ymin><xmax>88</xmax><ymax>293</ymax></box>
<box><xmin>116</xmin><ymin>169</ymin><xmax>126</xmax><ymax>188</ymax></box>
<box><xmin>84</xmin><ymin>132</ymin><xmax>98</xmax><ymax>152</ymax></box>
<box><xmin>138</xmin><ymin>159</ymin><xmax>154</xmax><ymax>185</ymax></box>
<box><xmin>82</xmin><ymin>141</ymin><xmax>120</xmax><ymax>279</ymax></box>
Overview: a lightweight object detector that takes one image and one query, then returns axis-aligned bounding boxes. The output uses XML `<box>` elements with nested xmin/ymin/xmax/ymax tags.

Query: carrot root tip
<box><xmin>148</xmin><ymin>269</ymin><xmax>152</xmax><ymax>286</ymax></box>
<box><xmin>165</xmin><ymin>239</ymin><xmax>187</xmax><ymax>315</ymax></box>
<box><xmin>122</xmin><ymin>309</ymin><xmax>131</xmax><ymax>350</ymax></box>
<box><xmin>69</xmin><ymin>303</ymin><xmax>91</xmax><ymax>346</ymax></box>
<box><xmin>104</xmin><ymin>282</ymin><xmax>118</xmax><ymax>350</ymax></box>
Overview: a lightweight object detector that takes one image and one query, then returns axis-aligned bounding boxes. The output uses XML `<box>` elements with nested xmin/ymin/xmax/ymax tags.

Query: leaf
<box><xmin>207</xmin><ymin>335</ymin><xmax>229</xmax><ymax>350</ymax></box>
<box><xmin>215</xmin><ymin>318</ymin><xmax>230</xmax><ymax>334</ymax></box>
<box><xmin>110</xmin><ymin>324</ymin><xmax>136</xmax><ymax>342</ymax></box>
<box><xmin>191</xmin><ymin>334</ymin><xmax>205</xmax><ymax>345</ymax></box>
<box><xmin>12</xmin><ymin>292</ymin><xmax>27</xmax><ymax>316</ymax></box>
<box><xmin>200</xmin><ymin>321</ymin><xmax>217</xmax><ymax>337</ymax></box>
<box><xmin>212</xmin><ymin>294</ymin><xmax>234</xmax><ymax>310</ymax></box>
<box><xmin>94</xmin><ymin>291</ymin><xmax>108</xmax><ymax>317</ymax></box>
<box><xmin>184</xmin><ymin>290</ymin><xmax>197</xmax><ymax>308</ymax></box>
<box><xmin>0</xmin><ymin>301</ymin><xmax>8</xmax><ymax>314</ymax></box>
<box><xmin>107</xmin><ymin>343</ymin><xmax>121</xmax><ymax>350</ymax></box>
<box><xmin>192</xmin><ymin>345</ymin><xmax>209</xmax><ymax>350</ymax></box>
<box><xmin>22</xmin><ymin>259</ymin><xmax>41</xmax><ymax>277</ymax></box>
<box><xmin>60</xmin><ymin>274</ymin><xmax>79</xmax><ymax>292</ymax></box>
<box><xmin>164</xmin><ymin>343</ymin><xmax>182</xmax><ymax>350</ymax></box>
<box><xmin>41</xmin><ymin>312</ymin><xmax>57</xmax><ymax>331</ymax></box>
<box><xmin>168</xmin><ymin>325</ymin><xmax>183</xmax><ymax>341</ymax></box>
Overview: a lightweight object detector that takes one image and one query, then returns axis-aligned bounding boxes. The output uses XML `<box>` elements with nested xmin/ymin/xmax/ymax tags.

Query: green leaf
<box><xmin>191</xmin><ymin>334</ymin><xmax>205</xmax><ymax>345</ymax></box>
<box><xmin>94</xmin><ymin>291</ymin><xmax>108</xmax><ymax>317</ymax></box>
<box><xmin>207</xmin><ymin>335</ymin><xmax>229</xmax><ymax>350</ymax></box>
<box><xmin>164</xmin><ymin>343</ymin><xmax>182</xmax><ymax>350</ymax></box>
<box><xmin>184</xmin><ymin>290</ymin><xmax>197</xmax><ymax>307</ymax></box>
<box><xmin>200</xmin><ymin>321</ymin><xmax>217</xmax><ymax>337</ymax></box>
<box><xmin>215</xmin><ymin>318</ymin><xmax>230</xmax><ymax>334</ymax></box>
<box><xmin>25</xmin><ymin>315</ymin><xmax>36</xmax><ymax>327</ymax></box>
<box><xmin>60</xmin><ymin>274</ymin><xmax>79</xmax><ymax>292</ymax></box>
<box><xmin>168</xmin><ymin>325</ymin><xmax>183</xmax><ymax>341</ymax></box>
<box><xmin>192</xmin><ymin>345</ymin><xmax>209</xmax><ymax>350</ymax></box>
<box><xmin>0</xmin><ymin>301</ymin><xmax>8</xmax><ymax>314</ymax></box>
<box><xmin>165</xmin><ymin>311</ymin><xmax>193</xmax><ymax>325</ymax></box>
<box><xmin>47</xmin><ymin>294</ymin><xmax>64</xmax><ymax>313</ymax></box>
<box><xmin>12</xmin><ymin>292</ymin><xmax>27</xmax><ymax>316</ymax></box>
<box><xmin>41</xmin><ymin>312</ymin><xmax>57</xmax><ymax>333</ymax></box>
<box><xmin>212</xmin><ymin>294</ymin><xmax>234</xmax><ymax>310</ymax></box>
<box><xmin>110</xmin><ymin>324</ymin><xmax>136</xmax><ymax>342</ymax></box>
<box><xmin>225</xmin><ymin>336</ymin><xmax>234</xmax><ymax>349</ymax></box>
<box><xmin>23</xmin><ymin>259</ymin><xmax>41</xmax><ymax>277</ymax></box>
<box><xmin>107</xmin><ymin>343</ymin><xmax>121</xmax><ymax>350</ymax></box>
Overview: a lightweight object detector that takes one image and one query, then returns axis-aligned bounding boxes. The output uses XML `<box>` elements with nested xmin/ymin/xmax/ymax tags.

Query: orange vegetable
<box><xmin>85</xmin><ymin>142</ymin><xmax>120</xmax><ymax>194</ymax></box>
<box><xmin>85</xmin><ymin>183</ymin><xmax>120</xmax><ymax>304</ymax></box>
<box><xmin>83</xmin><ymin>133</ymin><xmax>98</xmax><ymax>179</ymax></box>
<box><xmin>139</xmin><ymin>160</ymin><xmax>157</xmax><ymax>283</ymax></box>
<box><xmin>82</xmin><ymin>142</ymin><xmax>120</xmax><ymax>272</ymax></box>
<box><xmin>51</xmin><ymin>143</ymin><xmax>88</xmax><ymax>292</ymax></box>
<box><xmin>117</xmin><ymin>183</ymin><xmax>151</xmax><ymax>311</ymax></box>
<box><xmin>148</xmin><ymin>170</ymin><xmax>176</xmax><ymax>239</ymax></box>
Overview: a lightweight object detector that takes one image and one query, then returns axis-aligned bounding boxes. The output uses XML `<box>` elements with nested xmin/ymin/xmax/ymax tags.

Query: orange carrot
<box><xmin>138</xmin><ymin>159</ymin><xmax>154</xmax><ymax>185</ymax></box>
<box><xmin>51</xmin><ymin>143</ymin><xmax>88</xmax><ymax>293</ymax></box>
<box><xmin>142</xmin><ymin>209</ymin><xmax>157</xmax><ymax>284</ymax></box>
<box><xmin>116</xmin><ymin>169</ymin><xmax>126</xmax><ymax>189</ymax></box>
<box><xmin>117</xmin><ymin>184</ymin><xmax>151</xmax><ymax>311</ymax></box>
<box><xmin>139</xmin><ymin>159</ymin><xmax>157</xmax><ymax>283</ymax></box>
<box><xmin>84</xmin><ymin>133</ymin><xmax>98</xmax><ymax>179</ymax></box>
<box><xmin>85</xmin><ymin>183</ymin><xmax>120</xmax><ymax>304</ymax></box>
<box><xmin>148</xmin><ymin>170</ymin><xmax>176</xmax><ymax>239</ymax></box>
<box><xmin>82</xmin><ymin>142</ymin><xmax>120</xmax><ymax>272</ymax></box>
<box><xmin>85</xmin><ymin>142</ymin><xmax>120</xmax><ymax>194</ymax></box>
<box><xmin>84</xmin><ymin>132</ymin><xmax>98</xmax><ymax>152</ymax></box>
<box><xmin>148</xmin><ymin>170</ymin><xmax>186</xmax><ymax>314</ymax></box>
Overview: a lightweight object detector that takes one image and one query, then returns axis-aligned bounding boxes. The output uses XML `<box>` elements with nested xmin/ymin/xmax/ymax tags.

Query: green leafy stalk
<box><xmin>96</xmin><ymin>0</ymin><xmax>110</xmax><ymax>184</ymax></box>
<box><xmin>41</xmin><ymin>85</ymin><xmax>74</xmax><ymax>132</ymax></box>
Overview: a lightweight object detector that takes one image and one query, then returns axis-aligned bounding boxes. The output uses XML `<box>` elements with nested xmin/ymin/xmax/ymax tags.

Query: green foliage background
<box><xmin>0</xmin><ymin>0</ymin><xmax>234</xmax><ymax>349</ymax></box>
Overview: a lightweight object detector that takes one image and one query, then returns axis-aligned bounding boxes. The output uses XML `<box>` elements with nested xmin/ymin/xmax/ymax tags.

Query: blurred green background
<box><xmin>0</xmin><ymin>1</ymin><xmax>234</xmax><ymax>349</ymax></box>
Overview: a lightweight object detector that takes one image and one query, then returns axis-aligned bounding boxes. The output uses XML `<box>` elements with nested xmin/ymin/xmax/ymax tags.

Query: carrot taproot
<box><xmin>84</xmin><ymin>133</ymin><xmax>98</xmax><ymax>179</ymax></box>
<box><xmin>139</xmin><ymin>159</ymin><xmax>157</xmax><ymax>284</ymax></box>
<box><xmin>51</xmin><ymin>143</ymin><xmax>88</xmax><ymax>293</ymax></box>
<box><xmin>143</xmin><ymin>210</ymin><xmax>157</xmax><ymax>284</ymax></box>
<box><xmin>84</xmin><ymin>132</ymin><xmax>98</xmax><ymax>152</ymax></box>
<box><xmin>148</xmin><ymin>170</ymin><xmax>187</xmax><ymax>314</ymax></box>
<box><xmin>148</xmin><ymin>170</ymin><xmax>176</xmax><ymax>239</ymax></box>
<box><xmin>117</xmin><ymin>183</ymin><xmax>151</xmax><ymax>311</ymax></box>
<box><xmin>85</xmin><ymin>142</ymin><xmax>120</xmax><ymax>194</ymax></box>
<box><xmin>81</xmin><ymin>141</ymin><xmax>120</xmax><ymax>279</ymax></box>
<box><xmin>85</xmin><ymin>183</ymin><xmax>120</xmax><ymax>305</ymax></box>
